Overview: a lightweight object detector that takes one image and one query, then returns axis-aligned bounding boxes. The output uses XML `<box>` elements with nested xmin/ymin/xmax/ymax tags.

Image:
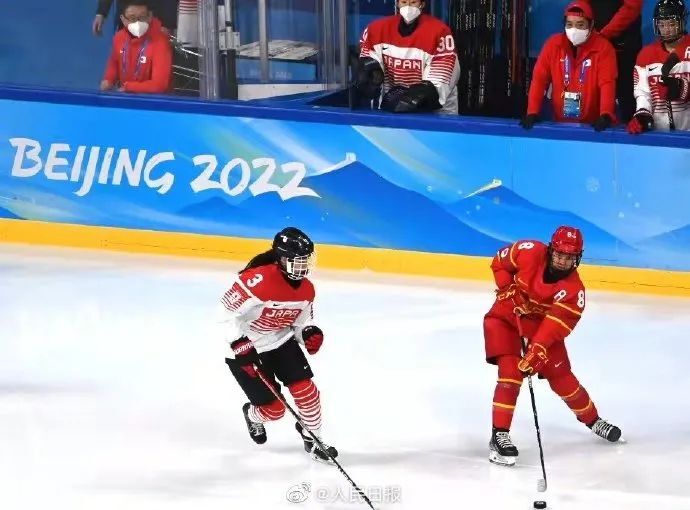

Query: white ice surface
<box><xmin>0</xmin><ymin>244</ymin><xmax>689</xmax><ymax>510</ymax></box>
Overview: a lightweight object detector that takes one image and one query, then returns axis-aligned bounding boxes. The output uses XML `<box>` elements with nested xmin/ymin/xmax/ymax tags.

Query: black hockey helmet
<box><xmin>654</xmin><ymin>0</ymin><xmax>687</xmax><ymax>42</ymax></box>
<box><xmin>272</xmin><ymin>227</ymin><xmax>315</xmax><ymax>280</ymax></box>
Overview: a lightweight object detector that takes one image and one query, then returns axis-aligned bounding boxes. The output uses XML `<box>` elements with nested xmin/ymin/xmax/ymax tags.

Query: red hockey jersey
<box><xmin>633</xmin><ymin>35</ymin><xmax>690</xmax><ymax>131</ymax></box>
<box><xmin>359</xmin><ymin>14</ymin><xmax>460</xmax><ymax>114</ymax></box>
<box><xmin>489</xmin><ymin>240</ymin><xmax>585</xmax><ymax>349</ymax></box>
<box><xmin>527</xmin><ymin>32</ymin><xmax>617</xmax><ymax>124</ymax></box>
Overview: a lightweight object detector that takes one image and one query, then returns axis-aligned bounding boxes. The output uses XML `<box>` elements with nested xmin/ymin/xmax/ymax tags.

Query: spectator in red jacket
<box><xmin>100</xmin><ymin>0</ymin><xmax>172</xmax><ymax>94</ymax></box>
<box><xmin>585</xmin><ymin>0</ymin><xmax>643</xmax><ymax>123</ymax></box>
<box><xmin>521</xmin><ymin>0</ymin><xmax>618</xmax><ymax>131</ymax></box>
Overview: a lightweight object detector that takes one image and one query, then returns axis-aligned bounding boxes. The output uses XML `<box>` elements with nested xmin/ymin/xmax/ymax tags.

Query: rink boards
<box><xmin>1</xmin><ymin>89</ymin><xmax>690</xmax><ymax>296</ymax></box>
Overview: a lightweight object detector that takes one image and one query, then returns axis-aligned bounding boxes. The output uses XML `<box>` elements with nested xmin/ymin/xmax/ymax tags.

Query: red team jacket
<box><xmin>103</xmin><ymin>17</ymin><xmax>172</xmax><ymax>94</ymax></box>
<box><xmin>633</xmin><ymin>34</ymin><xmax>690</xmax><ymax>131</ymax></box>
<box><xmin>359</xmin><ymin>14</ymin><xmax>460</xmax><ymax>114</ymax></box>
<box><xmin>487</xmin><ymin>240</ymin><xmax>585</xmax><ymax>350</ymax></box>
<box><xmin>582</xmin><ymin>0</ymin><xmax>643</xmax><ymax>40</ymax></box>
<box><xmin>528</xmin><ymin>31</ymin><xmax>618</xmax><ymax>123</ymax></box>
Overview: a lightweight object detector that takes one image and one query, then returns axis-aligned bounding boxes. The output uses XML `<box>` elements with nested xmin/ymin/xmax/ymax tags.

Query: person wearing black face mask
<box><xmin>354</xmin><ymin>0</ymin><xmax>460</xmax><ymax>114</ymax></box>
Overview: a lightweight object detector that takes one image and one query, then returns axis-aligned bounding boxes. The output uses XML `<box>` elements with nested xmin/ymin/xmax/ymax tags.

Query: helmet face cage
<box><xmin>654</xmin><ymin>0</ymin><xmax>687</xmax><ymax>41</ymax></box>
<box><xmin>655</xmin><ymin>15</ymin><xmax>685</xmax><ymax>40</ymax></box>
<box><xmin>549</xmin><ymin>243</ymin><xmax>583</xmax><ymax>269</ymax></box>
<box><xmin>272</xmin><ymin>227</ymin><xmax>315</xmax><ymax>280</ymax></box>
<box><xmin>282</xmin><ymin>253</ymin><xmax>315</xmax><ymax>280</ymax></box>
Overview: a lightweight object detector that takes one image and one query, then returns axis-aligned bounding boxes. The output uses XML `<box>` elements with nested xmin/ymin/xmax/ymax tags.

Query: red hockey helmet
<box><xmin>548</xmin><ymin>226</ymin><xmax>584</xmax><ymax>276</ymax></box>
<box><xmin>550</xmin><ymin>226</ymin><xmax>584</xmax><ymax>254</ymax></box>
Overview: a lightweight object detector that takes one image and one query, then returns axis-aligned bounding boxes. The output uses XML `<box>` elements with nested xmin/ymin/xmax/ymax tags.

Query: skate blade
<box><xmin>309</xmin><ymin>451</ymin><xmax>336</xmax><ymax>465</ymax></box>
<box><xmin>489</xmin><ymin>450</ymin><xmax>517</xmax><ymax>466</ymax></box>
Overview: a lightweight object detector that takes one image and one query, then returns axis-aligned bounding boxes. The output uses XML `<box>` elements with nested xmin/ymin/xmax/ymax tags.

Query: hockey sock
<box><xmin>492</xmin><ymin>355</ymin><xmax>524</xmax><ymax>430</ymax></box>
<box><xmin>288</xmin><ymin>379</ymin><xmax>322</xmax><ymax>435</ymax></box>
<box><xmin>248</xmin><ymin>399</ymin><xmax>286</xmax><ymax>423</ymax></box>
<box><xmin>548</xmin><ymin>372</ymin><xmax>599</xmax><ymax>425</ymax></box>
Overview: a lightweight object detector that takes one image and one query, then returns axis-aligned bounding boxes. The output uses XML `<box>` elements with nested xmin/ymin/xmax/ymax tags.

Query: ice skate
<box><xmin>489</xmin><ymin>427</ymin><xmax>519</xmax><ymax>466</ymax></box>
<box><xmin>588</xmin><ymin>417</ymin><xmax>622</xmax><ymax>442</ymax></box>
<box><xmin>296</xmin><ymin>422</ymin><xmax>338</xmax><ymax>463</ymax></box>
<box><xmin>242</xmin><ymin>403</ymin><xmax>267</xmax><ymax>444</ymax></box>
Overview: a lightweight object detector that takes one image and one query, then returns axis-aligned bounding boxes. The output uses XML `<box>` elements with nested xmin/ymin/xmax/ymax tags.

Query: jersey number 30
<box><xmin>437</xmin><ymin>35</ymin><xmax>455</xmax><ymax>52</ymax></box>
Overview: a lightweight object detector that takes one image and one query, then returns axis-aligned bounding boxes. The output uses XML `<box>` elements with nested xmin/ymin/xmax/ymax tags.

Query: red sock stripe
<box><xmin>253</xmin><ymin>402</ymin><xmax>285</xmax><ymax>422</ymax></box>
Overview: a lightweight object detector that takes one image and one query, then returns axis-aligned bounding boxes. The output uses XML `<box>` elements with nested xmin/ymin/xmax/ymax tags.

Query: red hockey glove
<box><xmin>301</xmin><ymin>325</ymin><xmax>324</xmax><ymax>355</ymax></box>
<box><xmin>496</xmin><ymin>283</ymin><xmax>533</xmax><ymax>315</ymax></box>
<box><xmin>627</xmin><ymin>111</ymin><xmax>653</xmax><ymax>135</ymax></box>
<box><xmin>230</xmin><ymin>337</ymin><xmax>260</xmax><ymax>377</ymax></box>
<box><xmin>518</xmin><ymin>342</ymin><xmax>548</xmax><ymax>374</ymax></box>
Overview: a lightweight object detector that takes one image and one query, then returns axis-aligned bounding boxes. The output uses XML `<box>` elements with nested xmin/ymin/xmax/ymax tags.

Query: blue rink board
<box><xmin>0</xmin><ymin>87</ymin><xmax>689</xmax><ymax>271</ymax></box>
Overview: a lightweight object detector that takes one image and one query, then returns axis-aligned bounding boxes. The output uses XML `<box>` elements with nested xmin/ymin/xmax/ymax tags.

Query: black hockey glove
<box><xmin>592</xmin><ymin>114</ymin><xmax>612</xmax><ymax>132</ymax></box>
<box><xmin>661</xmin><ymin>52</ymin><xmax>680</xmax><ymax>79</ymax></box>
<box><xmin>230</xmin><ymin>337</ymin><xmax>261</xmax><ymax>377</ymax></box>
<box><xmin>355</xmin><ymin>57</ymin><xmax>384</xmax><ymax>99</ymax></box>
<box><xmin>381</xmin><ymin>81</ymin><xmax>441</xmax><ymax>113</ymax></box>
<box><xmin>519</xmin><ymin>114</ymin><xmax>539</xmax><ymax>129</ymax></box>
<box><xmin>660</xmin><ymin>52</ymin><xmax>689</xmax><ymax>102</ymax></box>
<box><xmin>662</xmin><ymin>76</ymin><xmax>690</xmax><ymax>102</ymax></box>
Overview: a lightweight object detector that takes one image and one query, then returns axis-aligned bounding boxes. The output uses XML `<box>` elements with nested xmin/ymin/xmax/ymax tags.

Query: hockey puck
<box><xmin>533</xmin><ymin>501</ymin><xmax>547</xmax><ymax>509</ymax></box>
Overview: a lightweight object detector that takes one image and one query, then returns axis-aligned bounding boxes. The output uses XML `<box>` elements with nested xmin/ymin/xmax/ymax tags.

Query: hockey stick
<box><xmin>253</xmin><ymin>366</ymin><xmax>377</xmax><ymax>510</ymax></box>
<box><xmin>661</xmin><ymin>52</ymin><xmax>680</xmax><ymax>131</ymax></box>
<box><xmin>514</xmin><ymin>311</ymin><xmax>548</xmax><ymax>493</ymax></box>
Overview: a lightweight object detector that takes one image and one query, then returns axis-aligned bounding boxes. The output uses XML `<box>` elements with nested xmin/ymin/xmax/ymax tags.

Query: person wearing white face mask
<box><xmin>100</xmin><ymin>0</ymin><xmax>172</xmax><ymax>94</ymax></box>
<box><xmin>355</xmin><ymin>0</ymin><xmax>460</xmax><ymax>114</ymax></box>
<box><xmin>521</xmin><ymin>0</ymin><xmax>618</xmax><ymax>131</ymax></box>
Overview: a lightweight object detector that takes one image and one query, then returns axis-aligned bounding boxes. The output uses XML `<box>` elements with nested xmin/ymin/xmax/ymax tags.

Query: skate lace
<box><xmin>591</xmin><ymin>419</ymin><xmax>613</xmax><ymax>438</ymax></box>
<box><xmin>250</xmin><ymin>421</ymin><xmax>265</xmax><ymax>436</ymax></box>
<box><xmin>495</xmin><ymin>431</ymin><xmax>514</xmax><ymax>448</ymax></box>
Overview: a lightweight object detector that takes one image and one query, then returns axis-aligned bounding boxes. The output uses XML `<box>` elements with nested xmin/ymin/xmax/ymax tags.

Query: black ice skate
<box><xmin>489</xmin><ymin>427</ymin><xmax>519</xmax><ymax>466</ymax></box>
<box><xmin>242</xmin><ymin>403</ymin><xmax>267</xmax><ymax>444</ymax></box>
<box><xmin>295</xmin><ymin>422</ymin><xmax>338</xmax><ymax>463</ymax></box>
<box><xmin>588</xmin><ymin>418</ymin><xmax>622</xmax><ymax>442</ymax></box>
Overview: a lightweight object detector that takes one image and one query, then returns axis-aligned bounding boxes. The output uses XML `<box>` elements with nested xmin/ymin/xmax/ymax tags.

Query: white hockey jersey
<box><xmin>219</xmin><ymin>263</ymin><xmax>315</xmax><ymax>356</ymax></box>
<box><xmin>633</xmin><ymin>36</ymin><xmax>690</xmax><ymax>131</ymax></box>
<box><xmin>360</xmin><ymin>14</ymin><xmax>460</xmax><ymax>115</ymax></box>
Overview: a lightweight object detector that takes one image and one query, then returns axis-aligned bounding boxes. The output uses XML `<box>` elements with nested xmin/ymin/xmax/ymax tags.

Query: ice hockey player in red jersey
<box><xmin>219</xmin><ymin>227</ymin><xmax>337</xmax><ymax>463</ymax></box>
<box><xmin>483</xmin><ymin>226</ymin><xmax>622</xmax><ymax>466</ymax></box>
<box><xmin>355</xmin><ymin>0</ymin><xmax>460</xmax><ymax>114</ymax></box>
<box><xmin>628</xmin><ymin>0</ymin><xmax>690</xmax><ymax>133</ymax></box>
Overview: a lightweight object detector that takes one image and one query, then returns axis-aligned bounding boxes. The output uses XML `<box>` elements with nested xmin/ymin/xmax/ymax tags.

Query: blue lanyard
<box><xmin>563</xmin><ymin>55</ymin><xmax>587</xmax><ymax>88</ymax></box>
<box><xmin>122</xmin><ymin>39</ymin><xmax>149</xmax><ymax>81</ymax></box>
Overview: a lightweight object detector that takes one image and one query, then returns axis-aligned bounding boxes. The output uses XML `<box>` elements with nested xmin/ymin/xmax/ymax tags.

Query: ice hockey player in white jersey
<box><xmin>628</xmin><ymin>0</ymin><xmax>690</xmax><ymax>133</ymax></box>
<box><xmin>355</xmin><ymin>0</ymin><xmax>460</xmax><ymax>114</ymax></box>
<box><xmin>219</xmin><ymin>227</ymin><xmax>337</xmax><ymax>463</ymax></box>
